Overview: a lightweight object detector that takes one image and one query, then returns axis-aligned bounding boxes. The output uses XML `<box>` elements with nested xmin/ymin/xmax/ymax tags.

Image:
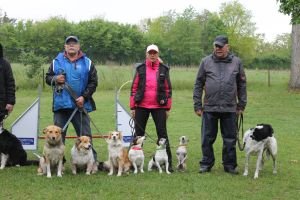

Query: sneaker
<box><xmin>199</xmin><ymin>167</ymin><xmax>211</xmax><ymax>173</ymax></box>
<box><xmin>224</xmin><ymin>168</ymin><xmax>239</xmax><ymax>175</ymax></box>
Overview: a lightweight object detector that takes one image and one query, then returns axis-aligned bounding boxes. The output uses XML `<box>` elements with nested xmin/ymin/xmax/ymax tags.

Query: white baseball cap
<box><xmin>146</xmin><ymin>44</ymin><xmax>159</xmax><ymax>53</ymax></box>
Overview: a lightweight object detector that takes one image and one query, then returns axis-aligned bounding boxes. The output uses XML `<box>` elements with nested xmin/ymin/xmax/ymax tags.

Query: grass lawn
<box><xmin>0</xmin><ymin>68</ymin><xmax>300</xmax><ymax>200</ymax></box>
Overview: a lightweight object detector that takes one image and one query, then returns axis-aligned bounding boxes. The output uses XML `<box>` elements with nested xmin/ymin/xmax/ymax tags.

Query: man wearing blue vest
<box><xmin>45</xmin><ymin>36</ymin><xmax>98</xmax><ymax>161</ymax></box>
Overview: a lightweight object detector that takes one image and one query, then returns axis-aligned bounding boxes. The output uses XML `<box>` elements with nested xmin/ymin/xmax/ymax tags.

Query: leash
<box><xmin>129</xmin><ymin>116</ymin><xmax>157</xmax><ymax>144</ymax></box>
<box><xmin>236</xmin><ymin>113</ymin><xmax>245</xmax><ymax>151</ymax></box>
<box><xmin>58</xmin><ymin>82</ymin><xmax>102</xmax><ymax>136</ymax></box>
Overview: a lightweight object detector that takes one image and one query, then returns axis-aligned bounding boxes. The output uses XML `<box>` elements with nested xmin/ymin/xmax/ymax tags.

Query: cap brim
<box><xmin>214</xmin><ymin>41</ymin><xmax>225</xmax><ymax>47</ymax></box>
<box><xmin>147</xmin><ymin>49</ymin><xmax>158</xmax><ymax>53</ymax></box>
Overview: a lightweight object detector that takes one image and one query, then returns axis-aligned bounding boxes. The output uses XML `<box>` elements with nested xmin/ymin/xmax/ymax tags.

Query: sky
<box><xmin>1</xmin><ymin>0</ymin><xmax>291</xmax><ymax>42</ymax></box>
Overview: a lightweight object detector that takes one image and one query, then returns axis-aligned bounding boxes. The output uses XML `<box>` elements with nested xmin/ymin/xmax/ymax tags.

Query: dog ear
<box><xmin>75</xmin><ymin>137</ymin><xmax>81</xmax><ymax>147</ymax></box>
<box><xmin>43</xmin><ymin>127</ymin><xmax>48</xmax><ymax>134</ymax></box>
<box><xmin>118</xmin><ymin>131</ymin><xmax>123</xmax><ymax>140</ymax></box>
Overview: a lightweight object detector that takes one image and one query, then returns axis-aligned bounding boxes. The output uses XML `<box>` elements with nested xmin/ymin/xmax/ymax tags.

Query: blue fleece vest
<box><xmin>52</xmin><ymin>53</ymin><xmax>93</xmax><ymax>112</ymax></box>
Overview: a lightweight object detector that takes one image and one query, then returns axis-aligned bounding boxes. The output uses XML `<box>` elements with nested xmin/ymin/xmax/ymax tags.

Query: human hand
<box><xmin>76</xmin><ymin>96</ymin><xmax>85</xmax><ymax>108</ymax></box>
<box><xmin>195</xmin><ymin>110</ymin><xmax>203</xmax><ymax>117</ymax></box>
<box><xmin>5</xmin><ymin>104</ymin><xmax>14</xmax><ymax>113</ymax></box>
<box><xmin>131</xmin><ymin>110</ymin><xmax>135</xmax><ymax>118</ymax></box>
<box><xmin>166</xmin><ymin>110</ymin><xmax>170</xmax><ymax>119</ymax></box>
<box><xmin>56</xmin><ymin>74</ymin><xmax>65</xmax><ymax>84</ymax></box>
<box><xmin>236</xmin><ymin>109</ymin><xmax>244</xmax><ymax>115</ymax></box>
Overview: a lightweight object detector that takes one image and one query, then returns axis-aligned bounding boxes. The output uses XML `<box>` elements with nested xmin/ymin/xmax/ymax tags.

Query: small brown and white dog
<box><xmin>70</xmin><ymin>136</ymin><xmax>98</xmax><ymax>175</ymax></box>
<box><xmin>106</xmin><ymin>131</ymin><xmax>131</xmax><ymax>176</ymax></box>
<box><xmin>176</xmin><ymin>136</ymin><xmax>189</xmax><ymax>171</ymax></box>
<box><xmin>243</xmin><ymin>124</ymin><xmax>277</xmax><ymax>179</ymax></box>
<box><xmin>148</xmin><ymin>138</ymin><xmax>171</xmax><ymax>174</ymax></box>
<box><xmin>128</xmin><ymin>136</ymin><xmax>145</xmax><ymax>174</ymax></box>
<box><xmin>37</xmin><ymin>125</ymin><xmax>65</xmax><ymax>178</ymax></box>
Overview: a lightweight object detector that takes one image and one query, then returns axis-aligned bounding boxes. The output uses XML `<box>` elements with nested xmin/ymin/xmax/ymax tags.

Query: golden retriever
<box><xmin>37</xmin><ymin>125</ymin><xmax>65</xmax><ymax>178</ymax></box>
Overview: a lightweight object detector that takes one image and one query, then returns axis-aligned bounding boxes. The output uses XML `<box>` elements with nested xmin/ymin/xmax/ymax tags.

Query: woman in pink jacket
<box><xmin>130</xmin><ymin>44</ymin><xmax>173</xmax><ymax>172</ymax></box>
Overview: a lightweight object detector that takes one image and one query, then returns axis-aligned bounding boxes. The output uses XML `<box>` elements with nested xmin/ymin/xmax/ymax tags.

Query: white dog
<box><xmin>71</xmin><ymin>136</ymin><xmax>98</xmax><ymax>175</ymax></box>
<box><xmin>128</xmin><ymin>136</ymin><xmax>145</xmax><ymax>174</ymax></box>
<box><xmin>106</xmin><ymin>131</ymin><xmax>131</xmax><ymax>176</ymax></box>
<box><xmin>176</xmin><ymin>136</ymin><xmax>189</xmax><ymax>171</ymax></box>
<box><xmin>148</xmin><ymin>138</ymin><xmax>171</xmax><ymax>174</ymax></box>
<box><xmin>243</xmin><ymin>124</ymin><xmax>277</xmax><ymax>179</ymax></box>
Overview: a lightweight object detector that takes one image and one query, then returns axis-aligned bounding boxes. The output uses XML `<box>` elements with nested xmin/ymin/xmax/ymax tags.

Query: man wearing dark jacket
<box><xmin>193</xmin><ymin>35</ymin><xmax>247</xmax><ymax>174</ymax></box>
<box><xmin>0</xmin><ymin>43</ymin><xmax>16</xmax><ymax>118</ymax></box>
<box><xmin>45</xmin><ymin>36</ymin><xmax>98</xmax><ymax>160</ymax></box>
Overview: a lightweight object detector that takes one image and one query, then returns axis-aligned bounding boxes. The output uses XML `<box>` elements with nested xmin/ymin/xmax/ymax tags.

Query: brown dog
<box><xmin>71</xmin><ymin>136</ymin><xmax>98</xmax><ymax>175</ymax></box>
<box><xmin>37</xmin><ymin>125</ymin><xmax>65</xmax><ymax>178</ymax></box>
<box><xmin>106</xmin><ymin>131</ymin><xmax>131</xmax><ymax>176</ymax></box>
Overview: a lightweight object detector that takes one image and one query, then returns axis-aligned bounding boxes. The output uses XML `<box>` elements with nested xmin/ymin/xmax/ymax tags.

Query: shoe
<box><xmin>224</xmin><ymin>168</ymin><xmax>239</xmax><ymax>175</ymax></box>
<box><xmin>199</xmin><ymin>167</ymin><xmax>211</xmax><ymax>173</ymax></box>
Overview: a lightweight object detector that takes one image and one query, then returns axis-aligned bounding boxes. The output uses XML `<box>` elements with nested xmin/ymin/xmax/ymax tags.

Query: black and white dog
<box><xmin>0</xmin><ymin>111</ymin><xmax>38</xmax><ymax>169</ymax></box>
<box><xmin>148</xmin><ymin>138</ymin><xmax>171</xmax><ymax>174</ymax></box>
<box><xmin>0</xmin><ymin>112</ymin><xmax>27</xmax><ymax>169</ymax></box>
<box><xmin>243</xmin><ymin>124</ymin><xmax>277</xmax><ymax>179</ymax></box>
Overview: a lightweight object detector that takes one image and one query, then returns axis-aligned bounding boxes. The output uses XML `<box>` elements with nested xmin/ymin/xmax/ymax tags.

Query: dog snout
<box><xmin>51</xmin><ymin>136</ymin><xmax>56</xmax><ymax>140</ymax></box>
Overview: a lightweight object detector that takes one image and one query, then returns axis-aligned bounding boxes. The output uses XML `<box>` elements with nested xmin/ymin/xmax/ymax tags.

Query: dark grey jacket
<box><xmin>193</xmin><ymin>53</ymin><xmax>247</xmax><ymax>113</ymax></box>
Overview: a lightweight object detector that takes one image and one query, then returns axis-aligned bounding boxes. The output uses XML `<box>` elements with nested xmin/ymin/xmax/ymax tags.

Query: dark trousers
<box><xmin>134</xmin><ymin>107</ymin><xmax>172</xmax><ymax>166</ymax></box>
<box><xmin>54</xmin><ymin>109</ymin><xmax>97</xmax><ymax>161</ymax></box>
<box><xmin>200</xmin><ymin>112</ymin><xmax>237</xmax><ymax>170</ymax></box>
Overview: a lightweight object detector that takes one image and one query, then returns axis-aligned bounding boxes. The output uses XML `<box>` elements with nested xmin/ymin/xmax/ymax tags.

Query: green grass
<box><xmin>1</xmin><ymin>67</ymin><xmax>300</xmax><ymax>200</ymax></box>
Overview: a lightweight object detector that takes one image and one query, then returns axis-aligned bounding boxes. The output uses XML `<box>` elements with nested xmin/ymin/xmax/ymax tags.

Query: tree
<box><xmin>277</xmin><ymin>0</ymin><xmax>300</xmax><ymax>89</ymax></box>
<box><xmin>219</xmin><ymin>0</ymin><xmax>259</xmax><ymax>66</ymax></box>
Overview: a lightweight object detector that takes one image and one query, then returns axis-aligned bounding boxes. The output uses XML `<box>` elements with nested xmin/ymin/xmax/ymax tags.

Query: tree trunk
<box><xmin>289</xmin><ymin>24</ymin><xmax>300</xmax><ymax>89</ymax></box>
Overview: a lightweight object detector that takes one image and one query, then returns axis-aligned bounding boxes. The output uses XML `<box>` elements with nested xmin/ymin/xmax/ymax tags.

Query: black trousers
<box><xmin>134</xmin><ymin>107</ymin><xmax>172</xmax><ymax>166</ymax></box>
<box><xmin>200</xmin><ymin>112</ymin><xmax>237</xmax><ymax>170</ymax></box>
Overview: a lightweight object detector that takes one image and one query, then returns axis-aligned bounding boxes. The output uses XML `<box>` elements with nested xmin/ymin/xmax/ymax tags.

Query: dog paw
<box><xmin>117</xmin><ymin>173</ymin><xmax>122</xmax><ymax>177</ymax></box>
<box><xmin>133</xmin><ymin>170</ymin><xmax>138</xmax><ymax>174</ymax></box>
<box><xmin>254</xmin><ymin>174</ymin><xmax>258</xmax><ymax>179</ymax></box>
<box><xmin>141</xmin><ymin>169</ymin><xmax>144</xmax><ymax>173</ymax></box>
<box><xmin>273</xmin><ymin>170</ymin><xmax>277</xmax><ymax>174</ymax></box>
<box><xmin>47</xmin><ymin>175</ymin><xmax>52</xmax><ymax>178</ymax></box>
<box><xmin>108</xmin><ymin>172</ymin><xmax>113</xmax><ymax>176</ymax></box>
<box><xmin>243</xmin><ymin>172</ymin><xmax>248</xmax><ymax>176</ymax></box>
<box><xmin>86</xmin><ymin>172</ymin><xmax>91</xmax><ymax>175</ymax></box>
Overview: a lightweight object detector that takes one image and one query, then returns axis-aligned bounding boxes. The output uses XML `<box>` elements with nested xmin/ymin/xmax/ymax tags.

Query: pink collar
<box><xmin>131</xmin><ymin>146</ymin><xmax>142</xmax><ymax>150</ymax></box>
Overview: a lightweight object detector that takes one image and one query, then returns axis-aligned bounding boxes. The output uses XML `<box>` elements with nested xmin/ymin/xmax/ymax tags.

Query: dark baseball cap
<box><xmin>213</xmin><ymin>35</ymin><xmax>228</xmax><ymax>47</ymax></box>
<box><xmin>65</xmin><ymin>36</ymin><xmax>79</xmax><ymax>44</ymax></box>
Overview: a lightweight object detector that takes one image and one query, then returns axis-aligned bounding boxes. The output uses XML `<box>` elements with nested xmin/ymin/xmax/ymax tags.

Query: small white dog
<box><xmin>106</xmin><ymin>131</ymin><xmax>131</xmax><ymax>176</ymax></box>
<box><xmin>243</xmin><ymin>124</ymin><xmax>277</xmax><ymax>179</ymax></box>
<box><xmin>176</xmin><ymin>136</ymin><xmax>189</xmax><ymax>171</ymax></box>
<box><xmin>128</xmin><ymin>136</ymin><xmax>145</xmax><ymax>174</ymax></box>
<box><xmin>148</xmin><ymin>138</ymin><xmax>171</xmax><ymax>174</ymax></box>
<box><xmin>71</xmin><ymin>136</ymin><xmax>98</xmax><ymax>175</ymax></box>
<box><xmin>37</xmin><ymin>125</ymin><xmax>65</xmax><ymax>178</ymax></box>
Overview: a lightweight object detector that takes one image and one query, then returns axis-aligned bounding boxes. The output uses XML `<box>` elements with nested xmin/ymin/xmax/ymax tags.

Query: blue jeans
<box><xmin>54</xmin><ymin>109</ymin><xmax>97</xmax><ymax>161</ymax></box>
<box><xmin>200</xmin><ymin>112</ymin><xmax>237</xmax><ymax>170</ymax></box>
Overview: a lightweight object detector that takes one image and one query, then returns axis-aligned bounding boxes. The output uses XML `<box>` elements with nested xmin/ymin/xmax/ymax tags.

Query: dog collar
<box><xmin>132</xmin><ymin>147</ymin><xmax>142</xmax><ymax>150</ymax></box>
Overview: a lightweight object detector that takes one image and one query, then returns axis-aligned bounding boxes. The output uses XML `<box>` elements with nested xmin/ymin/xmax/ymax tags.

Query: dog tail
<box><xmin>265</xmin><ymin>149</ymin><xmax>271</xmax><ymax>160</ymax></box>
<box><xmin>33</xmin><ymin>152</ymin><xmax>42</xmax><ymax>159</ymax></box>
